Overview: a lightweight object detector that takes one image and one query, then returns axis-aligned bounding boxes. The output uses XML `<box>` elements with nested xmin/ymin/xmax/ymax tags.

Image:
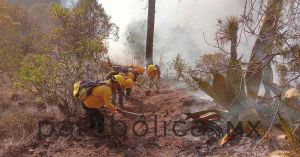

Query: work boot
<box><xmin>89</xmin><ymin>121</ymin><xmax>95</xmax><ymax>129</ymax></box>
<box><xmin>87</xmin><ymin>114</ymin><xmax>96</xmax><ymax>129</ymax></box>
<box><xmin>94</xmin><ymin>123</ymin><xmax>105</xmax><ymax>136</ymax></box>
<box><xmin>94</xmin><ymin>113</ymin><xmax>105</xmax><ymax>136</ymax></box>
<box><xmin>94</xmin><ymin>128</ymin><xmax>105</xmax><ymax>136</ymax></box>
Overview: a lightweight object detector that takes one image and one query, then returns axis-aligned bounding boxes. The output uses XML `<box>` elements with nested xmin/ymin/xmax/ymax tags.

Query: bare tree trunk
<box><xmin>145</xmin><ymin>0</ymin><xmax>156</xmax><ymax>65</ymax></box>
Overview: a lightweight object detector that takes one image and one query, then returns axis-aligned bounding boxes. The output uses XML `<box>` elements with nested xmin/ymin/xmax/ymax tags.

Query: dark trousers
<box><xmin>112</xmin><ymin>88</ymin><xmax>124</xmax><ymax>107</ymax></box>
<box><xmin>82</xmin><ymin>104</ymin><xmax>105</xmax><ymax>133</ymax></box>
<box><xmin>125</xmin><ymin>88</ymin><xmax>131</xmax><ymax>100</ymax></box>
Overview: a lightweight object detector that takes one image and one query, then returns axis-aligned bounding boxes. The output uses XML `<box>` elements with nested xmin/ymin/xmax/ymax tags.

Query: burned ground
<box><xmin>0</xmin><ymin>80</ymin><xmax>271</xmax><ymax>157</ymax></box>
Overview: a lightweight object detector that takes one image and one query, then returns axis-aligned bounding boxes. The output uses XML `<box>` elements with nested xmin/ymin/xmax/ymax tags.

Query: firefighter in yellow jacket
<box><xmin>107</xmin><ymin>65</ymin><xmax>145</xmax><ymax>83</ymax></box>
<box><xmin>111</xmin><ymin>77</ymin><xmax>134</xmax><ymax>108</ymax></box>
<box><xmin>146</xmin><ymin>64</ymin><xmax>160</xmax><ymax>95</ymax></box>
<box><xmin>73</xmin><ymin>75</ymin><xmax>125</xmax><ymax>134</ymax></box>
<box><xmin>106</xmin><ymin>65</ymin><xmax>144</xmax><ymax>101</ymax></box>
<box><xmin>127</xmin><ymin>65</ymin><xmax>145</xmax><ymax>82</ymax></box>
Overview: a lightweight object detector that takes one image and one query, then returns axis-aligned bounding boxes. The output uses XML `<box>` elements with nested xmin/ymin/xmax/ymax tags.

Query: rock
<box><xmin>266</xmin><ymin>150</ymin><xmax>291</xmax><ymax>157</ymax></box>
<box><xmin>238</xmin><ymin>108</ymin><xmax>263</xmax><ymax>132</ymax></box>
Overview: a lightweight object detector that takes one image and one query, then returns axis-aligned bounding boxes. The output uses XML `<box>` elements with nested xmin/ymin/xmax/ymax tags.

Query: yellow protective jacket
<box><xmin>83</xmin><ymin>81</ymin><xmax>117</xmax><ymax>112</ymax></box>
<box><xmin>147</xmin><ymin>70</ymin><xmax>158</xmax><ymax>80</ymax></box>
<box><xmin>127</xmin><ymin>71</ymin><xmax>136</xmax><ymax>81</ymax></box>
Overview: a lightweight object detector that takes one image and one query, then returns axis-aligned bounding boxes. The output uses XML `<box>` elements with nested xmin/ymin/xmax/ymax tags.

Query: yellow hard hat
<box><xmin>113</xmin><ymin>75</ymin><xmax>125</xmax><ymax>87</ymax></box>
<box><xmin>128</xmin><ymin>64</ymin><xmax>134</xmax><ymax>68</ymax></box>
<box><xmin>124</xmin><ymin>79</ymin><xmax>134</xmax><ymax>89</ymax></box>
<box><xmin>147</xmin><ymin>64</ymin><xmax>155</xmax><ymax>72</ymax></box>
<box><xmin>73</xmin><ymin>81</ymin><xmax>81</xmax><ymax>97</ymax></box>
<box><xmin>135</xmin><ymin>66</ymin><xmax>145</xmax><ymax>74</ymax></box>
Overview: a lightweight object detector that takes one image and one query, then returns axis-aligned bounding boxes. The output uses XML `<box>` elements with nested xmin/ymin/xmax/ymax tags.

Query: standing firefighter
<box><xmin>146</xmin><ymin>64</ymin><xmax>160</xmax><ymax>95</ymax></box>
<box><xmin>73</xmin><ymin>75</ymin><xmax>125</xmax><ymax>134</ymax></box>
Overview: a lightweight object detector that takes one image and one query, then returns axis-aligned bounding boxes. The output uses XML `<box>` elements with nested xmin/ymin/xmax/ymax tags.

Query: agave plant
<box><xmin>190</xmin><ymin>0</ymin><xmax>300</xmax><ymax>147</ymax></box>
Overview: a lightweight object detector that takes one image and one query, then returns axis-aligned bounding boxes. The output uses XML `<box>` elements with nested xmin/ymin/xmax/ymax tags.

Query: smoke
<box><xmin>155</xmin><ymin>25</ymin><xmax>201</xmax><ymax>65</ymax></box>
<box><xmin>97</xmin><ymin>0</ymin><xmax>252</xmax><ymax>65</ymax></box>
<box><xmin>60</xmin><ymin>0</ymin><xmax>78</xmax><ymax>8</ymax></box>
<box><xmin>60</xmin><ymin>0</ymin><xmax>251</xmax><ymax>65</ymax></box>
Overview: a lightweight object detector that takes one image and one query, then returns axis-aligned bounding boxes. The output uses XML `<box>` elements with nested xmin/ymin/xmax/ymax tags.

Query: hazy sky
<box><xmin>64</xmin><ymin>0</ymin><xmax>252</xmax><ymax>64</ymax></box>
<box><xmin>98</xmin><ymin>0</ymin><xmax>253</xmax><ymax>64</ymax></box>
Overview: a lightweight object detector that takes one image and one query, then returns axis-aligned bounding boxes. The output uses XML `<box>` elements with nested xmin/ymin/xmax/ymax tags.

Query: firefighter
<box><xmin>73</xmin><ymin>75</ymin><xmax>124</xmax><ymax>134</ymax></box>
<box><xmin>146</xmin><ymin>64</ymin><xmax>160</xmax><ymax>95</ymax></box>
<box><xmin>124</xmin><ymin>78</ymin><xmax>134</xmax><ymax>101</ymax></box>
<box><xmin>127</xmin><ymin>65</ymin><xmax>145</xmax><ymax>83</ymax></box>
<box><xmin>106</xmin><ymin>64</ymin><xmax>144</xmax><ymax>101</ymax></box>
<box><xmin>111</xmin><ymin>76</ymin><xmax>134</xmax><ymax>108</ymax></box>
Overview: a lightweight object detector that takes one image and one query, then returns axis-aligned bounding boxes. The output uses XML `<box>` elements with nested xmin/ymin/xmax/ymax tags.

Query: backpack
<box><xmin>106</xmin><ymin>71</ymin><xmax>119</xmax><ymax>80</ymax></box>
<box><xmin>74</xmin><ymin>80</ymin><xmax>108</xmax><ymax>102</ymax></box>
<box><xmin>112</xmin><ymin>65</ymin><xmax>129</xmax><ymax>74</ymax></box>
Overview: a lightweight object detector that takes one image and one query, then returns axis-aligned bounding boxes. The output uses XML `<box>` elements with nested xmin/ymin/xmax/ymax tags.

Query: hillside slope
<box><xmin>0</xmin><ymin>81</ymin><xmax>269</xmax><ymax>157</ymax></box>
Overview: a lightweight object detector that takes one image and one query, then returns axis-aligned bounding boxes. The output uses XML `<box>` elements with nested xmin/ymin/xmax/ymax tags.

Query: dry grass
<box><xmin>0</xmin><ymin>112</ymin><xmax>38</xmax><ymax>139</ymax></box>
<box><xmin>0</xmin><ymin>78</ymin><xmax>60</xmax><ymax>157</ymax></box>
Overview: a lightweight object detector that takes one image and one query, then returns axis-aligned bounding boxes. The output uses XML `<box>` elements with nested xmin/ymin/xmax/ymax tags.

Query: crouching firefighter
<box><xmin>124</xmin><ymin>77</ymin><xmax>134</xmax><ymax>101</ymax></box>
<box><xmin>146</xmin><ymin>64</ymin><xmax>161</xmax><ymax>95</ymax></box>
<box><xmin>109</xmin><ymin>75</ymin><xmax>134</xmax><ymax>107</ymax></box>
<box><xmin>73</xmin><ymin>75</ymin><xmax>125</xmax><ymax>134</ymax></box>
<box><xmin>127</xmin><ymin>65</ymin><xmax>145</xmax><ymax>86</ymax></box>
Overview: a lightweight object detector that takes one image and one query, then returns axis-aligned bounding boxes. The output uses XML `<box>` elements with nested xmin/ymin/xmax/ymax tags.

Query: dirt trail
<box><xmin>1</xmin><ymin>81</ymin><xmax>269</xmax><ymax>157</ymax></box>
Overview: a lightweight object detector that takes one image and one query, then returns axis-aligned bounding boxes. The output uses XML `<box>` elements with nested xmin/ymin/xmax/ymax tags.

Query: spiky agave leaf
<box><xmin>191</xmin><ymin>76</ymin><xmax>217</xmax><ymax>100</ymax></box>
<box><xmin>278</xmin><ymin>113</ymin><xmax>300</xmax><ymax>152</ymax></box>
<box><xmin>264</xmin><ymin>81</ymin><xmax>281</xmax><ymax>96</ymax></box>
<box><xmin>246</xmin><ymin>0</ymin><xmax>284</xmax><ymax>98</ymax></box>
<box><xmin>212</xmin><ymin>72</ymin><xmax>235</xmax><ymax>109</ymax></box>
<box><xmin>226</xmin><ymin>58</ymin><xmax>246</xmax><ymax>100</ymax></box>
<box><xmin>192</xmin><ymin>75</ymin><xmax>233</xmax><ymax>110</ymax></box>
<box><xmin>262</xmin><ymin>64</ymin><xmax>274</xmax><ymax>97</ymax></box>
<box><xmin>263</xmin><ymin>83</ymin><xmax>300</xmax><ymax>115</ymax></box>
<box><xmin>245</xmin><ymin>56</ymin><xmax>262</xmax><ymax>98</ymax></box>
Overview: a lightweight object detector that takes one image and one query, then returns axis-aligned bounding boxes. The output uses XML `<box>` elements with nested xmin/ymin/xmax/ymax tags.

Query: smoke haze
<box><xmin>62</xmin><ymin>0</ymin><xmax>253</xmax><ymax>65</ymax></box>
